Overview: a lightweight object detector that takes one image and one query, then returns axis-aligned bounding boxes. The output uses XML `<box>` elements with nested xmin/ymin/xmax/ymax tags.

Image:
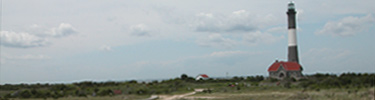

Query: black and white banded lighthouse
<box><xmin>267</xmin><ymin>2</ymin><xmax>303</xmax><ymax>80</ymax></box>
<box><xmin>287</xmin><ymin>2</ymin><xmax>299</xmax><ymax>63</ymax></box>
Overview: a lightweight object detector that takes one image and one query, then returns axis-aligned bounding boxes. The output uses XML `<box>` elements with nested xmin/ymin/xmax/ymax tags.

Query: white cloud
<box><xmin>266</xmin><ymin>26</ymin><xmax>287</xmax><ymax>34</ymax></box>
<box><xmin>196</xmin><ymin>31</ymin><xmax>283</xmax><ymax>48</ymax></box>
<box><xmin>296</xmin><ymin>9</ymin><xmax>305</xmax><ymax>21</ymax></box>
<box><xmin>210</xmin><ymin>51</ymin><xmax>261</xmax><ymax>57</ymax></box>
<box><xmin>28</xmin><ymin>24</ymin><xmax>46</xmax><ymax>34</ymax></box>
<box><xmin>232</xmin><ymin>10</ymin><xmax>246</xmax><ymax>15</ymax></box>
<box><xmin>243</xmin><ymin>31</ymin><xmax>284</xmax><ymax>46</ymax></box>
<box><xmin>196</xmin><ymin>34</ymin><xmax>237</xmax><ymax>48</ymax></box>
<box><xmin>192</xmin><ymin>10</ymin><xmax>277</xmax><ymax>33</ymax></box>
<box><xmin>26</xmin><ymin>23</ymin><xmax>77</xmax><ymax>38</ymax></box>
<box><xmin>1</xmin><ymin>23</ymin><xmax>78</xmax><ymax>48</ymax></box>
<box><xmin>315</xmin><ymin>14</ymin><xmax>375</xmax><ymax>37</ymax></box>
<box><xmin>1</xmin><ymin>54</ymin><xmax>50</xmax><ymax>63</ymax></box>
<box><xmin>192</xmin><ymin>10</ymin><xmax>283</xmax><ymax>48</ymax></box>
<box><xmin>302</xmin><ymin>48</ymin><xmax>352</xmax><ymax>62</ymax></box>
<box><xmin>46</xmin><ymin>23</ymin><xmax>77</xmax><ymax>37</ymax></box>
<box><xmin>196</xmin><ymin>12</ymin><xmax>213</xmax><ymax>18</ymax></box>
<box><xmin>301</xmin><ymin>48</ymin><xmax>355</xmax><ymax>72</ymax></box>
<box><xmin>0</xmin><ymin>31</ymin><xmax>49</xmax><ymax>48</ymax></box>
<box><xmin>7</xmin><ymin>54</ymin><xmax>51</xmax><ymax>60</ymax></box>
<box><xmin>99</xmin><ymin>45</ymin><xmax>112</xmax><ymax>51</ymax></box>
<box><xmin>129</xmin><ymin>24</ymin><xmax>150</xmax><ymax>37</ymax></box>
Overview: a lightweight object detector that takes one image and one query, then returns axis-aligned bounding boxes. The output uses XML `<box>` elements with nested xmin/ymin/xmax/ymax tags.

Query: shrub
<box><xmin>19</xmin><ymin>90</ymin><xmax>32</xmax><ymax>98</ymax></box>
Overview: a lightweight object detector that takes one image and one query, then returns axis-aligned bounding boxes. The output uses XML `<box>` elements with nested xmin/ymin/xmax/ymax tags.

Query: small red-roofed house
<box><xmin>268</xmin><ymin>60</ymin><xmax>303</xmax><ymax>80</ymax></box>
<box><xmin>196</xmin><ymin>74</ymin><xmax>209</xmax><ymax>80</ymax></box>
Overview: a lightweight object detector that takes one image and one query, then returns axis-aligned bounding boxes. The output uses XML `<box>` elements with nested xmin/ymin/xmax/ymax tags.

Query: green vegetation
<box><xmin>0</xmin><ymin>72</ymin><xmax>374</xmax><ymax>100</ymax></box>
<box><xmin>191</xmin><ymin>87</ymin><xmax>374</xmax><ymax>100</ymax></box>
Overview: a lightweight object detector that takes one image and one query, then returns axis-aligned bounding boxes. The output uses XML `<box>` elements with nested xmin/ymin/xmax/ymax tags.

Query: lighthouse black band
<box><xmin>288</xmin><ymin>46</ymin><xmax>299</xmax><ymax>63</ymax></box>
<box><xmin>287</xmin><ymin>9</ymin><xmax>296</xmax><ymax>29</ymax></box>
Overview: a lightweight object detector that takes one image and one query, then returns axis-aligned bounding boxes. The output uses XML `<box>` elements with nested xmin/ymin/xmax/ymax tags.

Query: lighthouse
<box><xmin>267</xmin><ymin>2</ymin><xmax>303</xmax><ymax>80</ymax></box>
<box><xmin>287</xmin><ymin>2</ymin><xmax>299</xmax><ymax>63</ymax></box>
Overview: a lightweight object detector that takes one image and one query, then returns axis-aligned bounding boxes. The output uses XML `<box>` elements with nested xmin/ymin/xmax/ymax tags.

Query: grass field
<box><xmin>188</xmin><ymin>87</ymin><xmax>375</xmax><ymax>100</ymax></box>
<box><xmin>7</xmin><ymin>87</ymin><xmax>373</xmax><ymax>100</ymax></box>
<box><xmin>1</xmin><ymin>73</ymin><xmax>374</xmax><ymax>100</ymax></box>
<box><xmin>1</xmin><ymin>95</ymin><xmax>147</xmax><ymax>100</ymax></box>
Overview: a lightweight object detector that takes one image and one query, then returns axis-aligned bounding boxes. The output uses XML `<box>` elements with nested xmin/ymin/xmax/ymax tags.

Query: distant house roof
<box><xmin>196</xmin><ymin>74</ymin><xmax>209</xmax><ymax>80</ymax></box>
<box><xmin>268</xmin><ymin>61</ymin><xmax>302</xmax><ymax>71</ymax></box>
<box><xmin>199</xmin><ymin>74</ymin><xmax>209</xmax><ymax>78</ymax></box>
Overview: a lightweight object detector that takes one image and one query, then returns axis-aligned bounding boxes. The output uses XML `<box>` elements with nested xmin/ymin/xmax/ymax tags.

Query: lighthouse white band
<box><xmin>288</xmin><ymin>29</ymin><xmax>297</xmax><ymax>46</ymax></box>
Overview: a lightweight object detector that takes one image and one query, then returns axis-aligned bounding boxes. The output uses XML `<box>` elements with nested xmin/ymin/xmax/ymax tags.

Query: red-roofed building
<box><xmin>196</xmin><ymin>74</ymin><xmax>209</xmax><ymax>80</ymax></box>
<box><xmin>268</xmin><ymin>60</ymin><xmax>303</xmax><ymax>80</ymax></box>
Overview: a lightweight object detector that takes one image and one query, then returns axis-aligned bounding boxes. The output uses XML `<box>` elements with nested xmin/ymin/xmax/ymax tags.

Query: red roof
<box><xmin>200</xmin><ymin>74</ymin><xmax>209</xmax><ymax>78</ymax></box>
<box><xmin>268</xmin><ymin>61</ymin><xmax>302</xmax><ymax>71</ymax></box>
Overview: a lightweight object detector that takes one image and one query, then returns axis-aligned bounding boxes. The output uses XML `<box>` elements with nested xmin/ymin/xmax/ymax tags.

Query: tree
<box><xmin>20</xmin><ymin>90</ymin><xmax>32</xmax><ymax>98</ymax></box>
<box><xmin>94</xmin><ymin>88</ymin><xmax>100</xmax><ymax>93</ymax></box>
<box><xmin>127</xmin><ymin>80</ymin><xmax>138</xmax><ymax>84</ymax></box>
<box><xmin>181</xmin><ymin>74</ymin><xmax>188</xmax><ymax>80</ymax></box>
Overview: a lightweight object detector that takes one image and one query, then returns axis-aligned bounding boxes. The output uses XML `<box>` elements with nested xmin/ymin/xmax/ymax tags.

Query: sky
<box><xmin>0</xmin><ymin>0</ymin><xmax>374</xmax><ymax>84</ymax></box>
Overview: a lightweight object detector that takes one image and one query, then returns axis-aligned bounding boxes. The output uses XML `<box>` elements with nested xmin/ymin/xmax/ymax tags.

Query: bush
<box><xmin>284</xmin><ymin>82</ymin><xmax>291</xmax><ymax>88</ymax></box>
<box><xmin>19</xmin><ymin>90</ymin><xmax>32</xmax><ymax>98</ymax></box>
<box><xmin>98</xmin><ymin>89</ymin><xmax>113</xmax><ymax>96</ymax></box>
<box><xmin>181</xmin><ymin>74</ymin><xmax>188</xmax><ymax>80</ymax></box>
<box><xmin>270</xmin><ymin>78</ymin><xmax>279</xmax><ymax>82</ymax></box>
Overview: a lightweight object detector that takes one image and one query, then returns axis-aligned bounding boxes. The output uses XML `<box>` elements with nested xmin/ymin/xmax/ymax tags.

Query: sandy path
<box><xmin>150</xmin><ymin>89</ymin><xmax>204</xmax><ymax>100</ymax></box>
<box><xmin>162</xmin><ymin>91</ymin><xmax>196</xmax><ymax>100</ymax></box>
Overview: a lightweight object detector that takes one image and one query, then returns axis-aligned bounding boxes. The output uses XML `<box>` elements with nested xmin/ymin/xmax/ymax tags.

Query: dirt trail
<box><xmin>161</xmin><ymin>91</ymin><xmax>196</xmax><ymax>100</ymax></box>
<box><xmin>149</xmin><ymin>89</ymin><xmax>203</xmax><ymax>100</ymax></box>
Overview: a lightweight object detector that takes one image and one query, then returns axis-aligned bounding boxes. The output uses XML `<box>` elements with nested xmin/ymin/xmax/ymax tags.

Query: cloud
<box><xmin>1</xmin><ymin>23</ymin><xmax>78</xmax><ymax>48</ymax></box>
<box><xmin>301</xmin><ymin>48</ymin><xmax>354</xmax><ymax>72</ymax></box>
<box><xmin>302</xmin><ymin>48</ymin><xmax>352</xmax><ymax>62</ymax></box>
<box><xmin>193</xmin><ymin>10</ymin><xmax>276</xmax><ymax>33</ymax></box>
<box><xmin>192</xmin><ymin>10</ymin><xmax>283</xmax><ymax>48</ymax></box>
<box><xmin>196</xmin><ymin>34</ymin><xmax>237</xmax><ymax>48</ymax></box>
<box><xmin>129</xmin><ymin>24</ymin><xmax>150</xmax><ymax>37</ymax></box>
<box><xmin>5</xmin><ymin>54</ymin><xmax>51</xmax><ymax>60</ymax></box>
<box><xmin>0</xmin><ymin>31</ymin><xmax>49</xmax><ymax>48</ymax></box>
<box><xmin>99</xmin><ymin>45</ymin><xmax>112</xmax><ymax>51</ymax></box>
<box><xmin>243</xmin><ymin>31</ymin><xmax>284</xmax><ymax>46</ymax></box>
<box><xmin>196</xmin><ymin>31</ymin><xmax>283</xmax><ymax>48</ymax></box>
<box><xmin>315</xmin><ymin>14</ymin><xmax>375</xmax><ymax>37</ymax></box>
<box><xmin>27</xmin><ymin>23</ymin><xmax>77</xmax><ymax>37</ymax></box>
<box><xmin>46</xmin><ymin>23</ymin><xmax>77</xmax><ymax>37</ymax></box>
<box><xmin>266</xmin><ymin>27</ymin><xmax>287</xmax><ymax>34</ymax></box>
<box><xmin>1</xmin><ymin>54</ymin><xmax>50</xmax><ymax>64</ymax></box>
<box><xmin>210</xmin><ymin>51</ymin><xmax>261</xmax><ymax>57</ymax></box>
<box><xmin>296</xmin><ymin>9</ymin><xmax>305</xmax><ymax>21</ymax></box>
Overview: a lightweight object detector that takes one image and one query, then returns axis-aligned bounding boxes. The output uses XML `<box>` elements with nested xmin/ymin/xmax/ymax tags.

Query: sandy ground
<box><xmin>148</xmin><ymin>89</ymin><xmax>207</xmax><ymax>100</ymax></box>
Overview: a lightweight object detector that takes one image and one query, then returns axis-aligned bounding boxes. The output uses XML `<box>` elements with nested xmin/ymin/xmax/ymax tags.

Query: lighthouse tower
<box><xmin>287</xmin><ymin>2</ymin><xmax>299</xmax><ymax>63</ymax></box>
<box><xmin>267</xmin><ymin>2</ymin><xmax>303</xmax><ymax>80</ymax></box>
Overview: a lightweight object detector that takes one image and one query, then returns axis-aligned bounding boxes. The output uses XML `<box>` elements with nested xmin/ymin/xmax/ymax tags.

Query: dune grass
<box><xmin>187</xmin><ymin>87</ymin><xmax>374</xmax><ymax>100</ymax></box>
